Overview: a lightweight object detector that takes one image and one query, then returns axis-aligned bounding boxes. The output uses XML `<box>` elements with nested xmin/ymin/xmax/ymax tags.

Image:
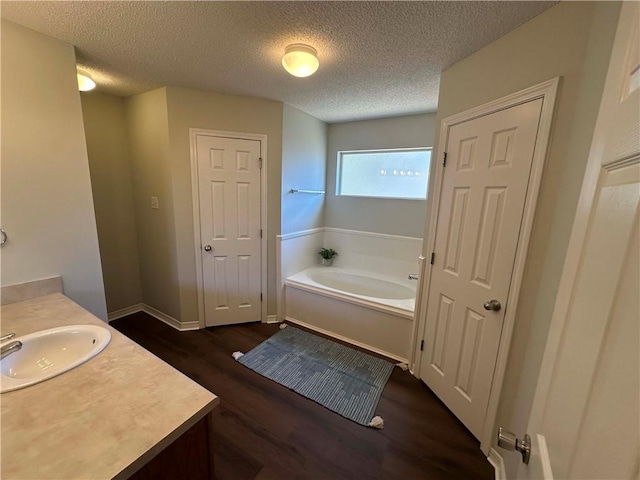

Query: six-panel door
<box><xmin>420</xmin><ymin>99</ymin><xmax>543</xmax><ymax>438</ymax></box>
<box><xmin>196</xmin><ymin>135</ymin><xmax>262</xmax><ymax>326</ymax></box>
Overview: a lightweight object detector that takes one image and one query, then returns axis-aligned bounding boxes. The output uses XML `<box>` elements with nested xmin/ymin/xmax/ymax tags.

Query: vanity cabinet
<box><xmin>130</xmin><ymin>412</ymin><xmax>215</xmax><ymax>479</ymax></box>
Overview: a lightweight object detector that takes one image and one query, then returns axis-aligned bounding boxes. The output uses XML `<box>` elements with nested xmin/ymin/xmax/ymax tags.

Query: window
<box><xmin>336</xmin><ymin>148</ymin><xmax>431</xmax><ymax>200</ymax></box>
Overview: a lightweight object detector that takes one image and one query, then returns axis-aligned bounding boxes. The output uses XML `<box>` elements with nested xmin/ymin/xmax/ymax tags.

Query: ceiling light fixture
<box><xmin>77</xmin><ymin>69</ymin><xmax>96</xmax><ymax>91</ymax></box>
<box><xmin>281</xmin><ymin>44</ymin><xmax>319</xmax><ymax>78</ymax></box>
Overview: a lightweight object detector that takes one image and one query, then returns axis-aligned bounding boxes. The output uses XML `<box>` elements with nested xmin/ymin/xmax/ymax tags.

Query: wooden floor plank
<box><xmin>111</xmin><ymin>313</ymin><xmax>494</xmax><ymax>480</ymax></box>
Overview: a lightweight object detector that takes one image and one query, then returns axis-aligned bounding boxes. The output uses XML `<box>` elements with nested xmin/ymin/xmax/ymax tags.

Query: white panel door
<box><xmin>517</xmin><ymin>3</ymin><xmax>639</xmax><ymax>478</ymax></box>
<box><xmin>420</xmin><ymin>99</ymin><xmax>543</xmax><ymax>438</ymax></box>
<box><xmin>196</xmin><ymin>135</ymin><xmax>262</xmax><ymax>326</ymax></box>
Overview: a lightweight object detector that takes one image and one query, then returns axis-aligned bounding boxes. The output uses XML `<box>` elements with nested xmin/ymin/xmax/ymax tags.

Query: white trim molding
<box><xmin>189</xmin><ymin>128</ymin><xmax>268</xmax><ymax>328</ymax></box>
<box><xmin>107</xmin><ymin>303</ymin><xmax>199</xmax><ymax>332</ymax></box>
<box><xmin>279</xmin><ymin>227</ymin><xmax>324</xmax><ymax>241</ymax></box>
<box><xmin>411</xmin><ymin>78</ymin><xmax>561</xmax><ymax>455</ymax></box>
<box><xmin>408</xmin><ymin>255</ymin><xmax>427</xmax><ymax>371</ymax></box>
<box><xmin>143</xmin><ymin>304</ymin><xmax>199</xmax><ymax>331</ymax></box>
<box><xmin>107</xmin><ymin>303</ymin><xmax>144</xmax><ymax>322</ymax></box>
<box><xmin>280</xmin><ymin>226</ymin><xmax>421</xmax><ymax>243</ymax></box>
<box><xmin>276</xmin><ymin>235</ymin><xmax>283</xmax><ymax>324</ymax></box>
<box><xmin>488</xmin><ymin>448</ymin><xmax>506</xmax><ymax>480</ymax></box>
<box><xmin>323</xmin><ymin>227</ymin><xmax>422</xmax><ymax>243</ymax></box>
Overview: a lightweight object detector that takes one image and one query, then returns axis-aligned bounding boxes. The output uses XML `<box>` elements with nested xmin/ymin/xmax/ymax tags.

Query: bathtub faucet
<box><xmin>408</xmin><ymin>274</ymin><xmax>419</xmax><ymax>280</ymax></box>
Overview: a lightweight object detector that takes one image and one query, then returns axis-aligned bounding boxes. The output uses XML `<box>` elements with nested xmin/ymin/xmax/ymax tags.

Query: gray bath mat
<box><xmin>235</xmin><ymin>325</ymin><xmax>394</xmax><ymax>427</ymax></box>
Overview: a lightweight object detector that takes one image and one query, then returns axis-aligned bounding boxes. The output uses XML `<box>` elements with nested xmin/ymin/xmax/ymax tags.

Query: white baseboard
<box><xmin>107</xmin><ymin>303</ymin><xmax>199</xmax><ymax>331</ymax></box>
<box><xmin>266</xmin><ymin>314</ymin><xmax>279</xmax><ymax>324</ymax></box>
<box><xmin>107</xmin><ymin>303</ymin><xmax>144</xmax><ymax>321</ymax></box>
<box><xmin>142</xmin><ymin>304</ymin><xmax>199</xmax><ymax>331</ymax></box>
<box><xmin>488</xmin><ymin>448</ymin><xmax>506</xmax><ymax>480</ymax></box>
<box><xmin>285</xmin><ymin>316</ymin><xmax>408</xmax><ymax>364</ymax></box>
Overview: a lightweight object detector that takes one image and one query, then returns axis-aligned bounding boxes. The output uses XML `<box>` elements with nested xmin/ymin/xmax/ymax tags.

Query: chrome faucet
<box><xmin>1</xmin><ymin>341</ymin><xmax>22</xmax><ymax>359</ymax></box>
<box><xmin>0</xmin><ymin>333</ymin><xmax>16</xmax><ymax>342</ymax></box>
<box><xmin>408</xmin><ymin>274</ymin><xmax>419</xmax><ymax>280</ymax></box>
<box><xmin>1</xmin><ymin>333</ymin><xmax>22</xmax><ymax>359</ymax></box>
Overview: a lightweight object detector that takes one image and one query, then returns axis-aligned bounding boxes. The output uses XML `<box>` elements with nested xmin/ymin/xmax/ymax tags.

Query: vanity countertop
<box><xmin>0</xmin><ymin>293</ymin><xmax>219</xmax><ymax>479</ymax></box>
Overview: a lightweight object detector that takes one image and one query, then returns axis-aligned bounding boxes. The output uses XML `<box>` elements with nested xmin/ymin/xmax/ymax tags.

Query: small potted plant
<box><xmin>318</xmin><ymin>247</ymin><xmax>338</xmax><ymax>266</ymax></box>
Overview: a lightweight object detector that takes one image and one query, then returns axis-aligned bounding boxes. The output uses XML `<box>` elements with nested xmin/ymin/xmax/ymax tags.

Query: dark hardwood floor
<box><xmin>112</xmin><ymin>313</ymin><xmax>494</xmax><ymax>480</ymax></box>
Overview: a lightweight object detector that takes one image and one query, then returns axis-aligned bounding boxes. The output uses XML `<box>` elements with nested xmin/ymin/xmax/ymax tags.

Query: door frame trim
<box><xmin>411</xmin><ymin>78</ymin><xmax>560</xmax><ymax>453</ymax></box>
<box><xmin>189</xmin><ymin>128</ymin><xmax>268</xmax><ymax>328</ymax></box>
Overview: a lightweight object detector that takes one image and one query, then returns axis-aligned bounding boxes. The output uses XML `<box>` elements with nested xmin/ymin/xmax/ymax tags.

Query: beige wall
<box><xmin>82</xmin><ymin>93</ymin><xmax>142</xmax><ymax>313</ymax></box>
<box><xmin>282</xmin><ymin>104</ymin><xmax>327</xmax><ymax>235</ymax></box>
<box><xmin>165</xmin><ymin>87</ymin><xmax>283</xmax><ymax>322</ymax></box>
<box><xmin>125</xmin><ymin>88</ymin><xmax>180</xmax><ymax>319</ymax></box>
<box><xmin>326</xmin><ymin>113</ymin><xmax>436</xmax><ymax>237</ymax></box>
<box><xmin>0</xmin><ymin>20</ymin><xmax>107</xmax><ymax>319</ymax></box>
<box><xmin>429</xmin><ymin>1</ymin><xmax>620</xmax><ymax>472</ymax></box>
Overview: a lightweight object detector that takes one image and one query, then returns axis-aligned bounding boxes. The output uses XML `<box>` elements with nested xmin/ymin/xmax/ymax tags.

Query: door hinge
<box><xmin>259</xmin><ymin>157</ymin><xmax>263</xmax><ymax>169</ymax></box>
<box><xmin>420</xmin><ymin>339</ymin><xmax>424</xmax><ymax>351</ymax></box>
<box><xmin>443</xmin><ymin>152</ymin><xmax>447</xmax><ymax>167</ymax></box>
<box><xmin>260</xmin><ymin>293</ymin><xmax>263</xmax><ymax>301</ymax></box>
<box><xmin>260</xmin><ymin>229</ymin><xmax>263</xmax><ymax>238</ymax></box>
<box><xmin>498</xmin><ymin>428</ymin><xmax>531</xmax><ymax>465</ymax></box>
<box><xmin>430</xmin><ymin>252</ymin><xmax>435</xmax><ymax>265</ymax></box>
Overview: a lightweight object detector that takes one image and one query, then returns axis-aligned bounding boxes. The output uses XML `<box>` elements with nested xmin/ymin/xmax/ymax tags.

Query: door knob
<box><xmin>483</xmin><ymin>299</ymin><xmax>501</xmax><ymax>311</ymax></box>
<box><xmin>497</xmin><ymin>427</ymin><xmax>531</xmax><ymax>464</ymax></box>
<box><xmin>203</xmin><ymin>245</ymin><xmax>212</xmax><ymax>252</ymax></box>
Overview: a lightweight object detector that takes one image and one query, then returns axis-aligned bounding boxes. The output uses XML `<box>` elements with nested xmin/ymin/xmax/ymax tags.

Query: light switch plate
<box><xmin>151</xmin><ymin>196</ymin><xmax>159</xmax><ymax>210</ymax></box>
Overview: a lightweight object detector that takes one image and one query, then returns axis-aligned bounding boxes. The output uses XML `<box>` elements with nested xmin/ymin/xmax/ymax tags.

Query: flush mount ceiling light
<box><xmin>77</xmin><ymin>69</ymin><xmax>96</xmax><ymax>91</ymax></box>
<box><xmin>281</xmin><ymin>44</ymin><xmax>319</xmax><ymax>78</ymax></box>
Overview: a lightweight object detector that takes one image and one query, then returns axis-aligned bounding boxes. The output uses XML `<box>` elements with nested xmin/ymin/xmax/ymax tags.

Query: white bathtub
<box><xmin>287</xmin><ymin>267</ymin><xmax>416</xmax><ymax>315</ymax></box>
<box><xmin>284</xmin><ymin>266</ymin><xmax>416</xmax><ymax>361</ymax></box>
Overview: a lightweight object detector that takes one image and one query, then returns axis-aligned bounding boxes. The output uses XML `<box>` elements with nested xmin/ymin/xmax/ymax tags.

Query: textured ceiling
<box><xmin>2</xmin><ymin>1</ymin><xmax>556</xmax><ymax>123</ymax></box>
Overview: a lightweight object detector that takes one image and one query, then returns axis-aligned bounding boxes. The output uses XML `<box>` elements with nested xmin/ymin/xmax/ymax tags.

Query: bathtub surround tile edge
<box><xmin>323</xmin><ymin>227</ymin><xmax>422</xmax><ymax>242</ymax></box>
<box><xmin>279</xmin><ymin>227</ymin><xmax>325</xmax><ymax>241</ymax></box>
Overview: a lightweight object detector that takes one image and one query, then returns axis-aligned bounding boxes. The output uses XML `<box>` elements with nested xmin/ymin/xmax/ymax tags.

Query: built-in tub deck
<box><xmin>286</xmin><ymin>266</ymin><xmax>415</xmax><ymax>317</ymax></box>
<box><xmin>284</xmin><ymin>266</ymin><xmax>416</xmax><ymax>361</ymax></box>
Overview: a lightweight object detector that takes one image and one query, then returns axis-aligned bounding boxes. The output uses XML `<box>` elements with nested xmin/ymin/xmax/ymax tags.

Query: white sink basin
<box><xmin>0</xmin><ymin>325</ymin><xmax>111</xmax><ymax>393</ymax></box>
